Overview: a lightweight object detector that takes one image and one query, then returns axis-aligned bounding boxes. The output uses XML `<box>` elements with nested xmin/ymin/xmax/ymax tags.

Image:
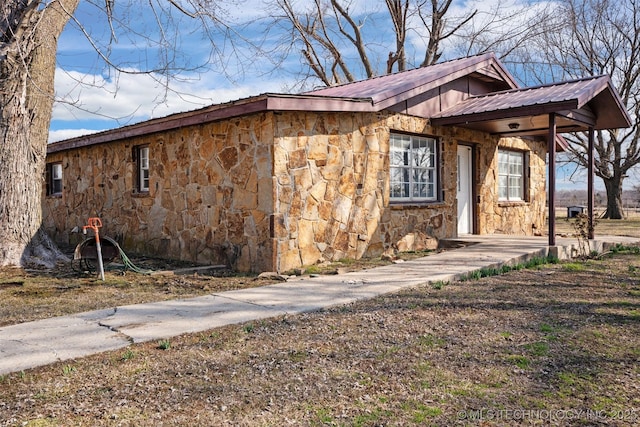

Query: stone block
<box><xmin>289</xmin><ymin>148</ymin><xmax>307</xmax><ymax>169</ymax></box>
<box><xmin>308</xmin><ymin>135</ymin><xmax>328</xmax><ymax>160</ymax></box>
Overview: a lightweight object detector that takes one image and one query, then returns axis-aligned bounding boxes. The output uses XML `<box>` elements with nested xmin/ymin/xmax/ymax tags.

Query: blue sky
<box><xmin>50</xmin><ymin>0</ymin><xmax>624</xmax><ymax>191</ymax></box>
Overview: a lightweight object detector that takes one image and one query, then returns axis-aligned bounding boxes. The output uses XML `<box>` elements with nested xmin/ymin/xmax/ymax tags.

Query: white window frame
<box><xmin>47</xmin><ymin>162</ymin><xmax>63</xmax><ymax>196</ymax></box>
<box><xmin>137</xmin><ymin>146</ymin><xmax>150</xmax><ymax>192</ymax></box>
<box><xmin>390</xmin><ymin>133</ymin><xmax>438</xmax><ymax>202</ymax></box>
<box><xmin>498</xmin><ymin>149</ymin><xmax>525</xmax><ymax>201</ymax></box>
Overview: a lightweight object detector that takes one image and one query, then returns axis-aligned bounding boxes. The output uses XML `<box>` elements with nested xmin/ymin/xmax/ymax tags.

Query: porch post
<box><xmin>588</xmin><ymin>127</ymin><xmax>595</xmax><ymax>239</ymax></box>
<box><xmin>548</xmin><ymin>113</ymin><xmax>557</xmax><ymax>246</ymax></box>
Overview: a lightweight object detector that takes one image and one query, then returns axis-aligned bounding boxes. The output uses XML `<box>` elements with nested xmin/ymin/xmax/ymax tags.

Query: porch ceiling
<box><xmin>430</xmin><ymin>75</ymin><xmax>631</xmax><ymax>136</ymax></box>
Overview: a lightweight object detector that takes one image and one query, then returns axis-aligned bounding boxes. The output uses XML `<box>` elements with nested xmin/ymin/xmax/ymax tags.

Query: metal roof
<box><xmin>431</xmin><ymin>75</ymin><xmax>632</xmax><ymax>135</ymax></box>
<box><xmin>305</xmin><ymin>52</ymin><xmax>518</xmax><ymax>110</ymax></box>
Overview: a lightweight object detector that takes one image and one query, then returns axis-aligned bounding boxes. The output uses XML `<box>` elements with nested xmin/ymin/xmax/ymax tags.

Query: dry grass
<box><xmin>2</xmin><ymin>248</ymin><xmax>640</xmax><ymax>426</ymax></box>
<box><xmin>0</xmin><ymin>250</ymin><xmax>433</xmax><ymax>327</ymax></box>
<box><xmin>553</xmin><ymin>210</ymin><xmax>640</xmax><ymax>239</ymax></box>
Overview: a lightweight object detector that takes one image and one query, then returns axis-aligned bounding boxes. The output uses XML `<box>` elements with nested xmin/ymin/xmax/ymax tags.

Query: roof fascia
<box><xmin>431</xmin><ymin>100</ymin><xmax>579</xmax><ymax>126</ymax></box>
<box><xmin>265</xmin><ymin>94</ymin><xmax>373</xmax><ymax>112</ymax></box>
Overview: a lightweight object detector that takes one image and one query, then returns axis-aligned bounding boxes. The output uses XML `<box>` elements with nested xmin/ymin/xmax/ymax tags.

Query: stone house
<box><xmin>43</xmin><ymin>53</ymin><xmax>630</xmax><ymax>272</ymax></box>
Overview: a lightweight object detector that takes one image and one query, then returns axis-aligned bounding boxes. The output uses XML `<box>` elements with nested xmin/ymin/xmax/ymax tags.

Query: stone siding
<box><xmin>43</xmin><ymin>113</ymin><xmax>275</xmax><ymax>272</ymax></box>
<box><xmin>272</xmin><ymin>112</ymin><xmax>458</xmax><ymax>272</ymax></box>
<box><xmin>476</xmin><ymin>136</ymin><xmax>547</xmax><ymax>235</ymax></box>
<box><xmin>43</xmin><ymin>110</ymin><xmax>548</xmax><ymax>273</ymax></box>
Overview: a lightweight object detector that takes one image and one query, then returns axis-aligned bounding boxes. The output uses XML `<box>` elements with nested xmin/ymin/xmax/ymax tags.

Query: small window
<box><xmin>136</xmin><ymin>145</ymin><xmax>150</xmax><ymax>192</ymax></box>
<box><xmin>498</xmin><ymin>149</ymin><xmax>526</xmax><ymax>201</ymax></box>
<box><xmin>390</xmin><ymin>133</ymin><xmax>438</xmax><ymax>202</ymax></box>
<box><xmin>46</xmin><ymin>162</ymin><xmax>63</xmax><ymax>196</ymax></box>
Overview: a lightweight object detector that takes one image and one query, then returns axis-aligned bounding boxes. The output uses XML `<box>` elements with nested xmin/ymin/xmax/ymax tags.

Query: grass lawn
<box><xmin>2</xmin><ymin>246</ymin><xmax>640</xmax><ymax>425</ymax></box>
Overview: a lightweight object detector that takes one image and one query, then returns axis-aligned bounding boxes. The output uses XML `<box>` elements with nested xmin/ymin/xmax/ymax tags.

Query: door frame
<box><xmin>457</xmin><ymin>144</ymin><xmax>476</xmax><ymax>234</ymax></box>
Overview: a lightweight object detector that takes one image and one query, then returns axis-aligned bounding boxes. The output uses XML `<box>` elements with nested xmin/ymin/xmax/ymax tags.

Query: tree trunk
<box><xmin>602</xmin><ymin>176</ymin><xmax>625</xmax><ymax>219</ymax></box>
<box><xmin>0</xmin><ymin>0</ymin><xmax>80</xmax><ymax>267</ymax></box>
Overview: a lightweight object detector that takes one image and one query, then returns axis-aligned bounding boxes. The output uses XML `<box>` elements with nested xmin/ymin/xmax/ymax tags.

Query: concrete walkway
<box><xmin>1</xmin><ymin>234</ymin><xmax>638</xmax><ymax>375</ymax></box>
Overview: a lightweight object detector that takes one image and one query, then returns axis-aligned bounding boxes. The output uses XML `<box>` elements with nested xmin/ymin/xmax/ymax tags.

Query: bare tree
<box><xmin>271</xmin><ymin>0</ymin><xmax>479</xmax><ymax>86</ymax></box>
<box><xmin>0</xmin><ymin>0</ymin><xmax>80</xmax><ymax>268</ymax></box>
<box><xmin>519</xmin><ymin>0</ymin><xmax>640</xmax><ymax>219</ymax></box>
<box><xmin>419</xmin><ymin>0</ymin><xmax>476</xmax><ymax>67</ymax></box>
<box><xmin>0</xmin><ymin>0</ymin><xmax>237</xmax><ymax>268</ymax></box>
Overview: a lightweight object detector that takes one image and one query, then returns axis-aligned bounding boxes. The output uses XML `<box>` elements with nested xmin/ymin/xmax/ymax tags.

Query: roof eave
<box><xmin>47</xmin><ymin>94</ymin><xmax>375</xmax><ymax>154</ymax></box>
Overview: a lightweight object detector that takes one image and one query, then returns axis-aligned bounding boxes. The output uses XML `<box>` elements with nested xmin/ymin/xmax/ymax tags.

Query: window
<box><xmin>46</xmin><ymin>162</ymin><xmax>63</xmax><ymax>196</ymax></box>
<box><xmin>390</xmin><ymin>133</ymin><xmax>438</xmax><ymax>202</ymax></box>
<box><xmin>136</xmin><ymin>145</ymin><xmax>150</xmax><ymax>192</ymax></box>
<box><xmin>498</xmin><ymin>149</ymin><xmax>525</xmax><ymax>201</ymax></box>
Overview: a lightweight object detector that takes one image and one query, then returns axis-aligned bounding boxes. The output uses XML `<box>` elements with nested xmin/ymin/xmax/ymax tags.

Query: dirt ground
<box><xmin>1</xmin><ymin>242</ymin><xmax>640</xmax><ymax>425</ymax></box>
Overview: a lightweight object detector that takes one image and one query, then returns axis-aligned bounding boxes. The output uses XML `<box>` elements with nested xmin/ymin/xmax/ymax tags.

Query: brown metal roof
<box><xmin>305</xmin><ymin>52</ymin><xmax>518</xmax><ymax>110</ymax></box>
<box><xmin>431</xmin><ymin>75</ymin><xmax>632</xmax><ymax>135</ymax></box>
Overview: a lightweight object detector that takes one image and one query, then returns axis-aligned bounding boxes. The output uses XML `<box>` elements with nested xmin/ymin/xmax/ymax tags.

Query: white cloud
<box><xmin>48</xmin><ymin>128</ymin><xmax>103</xmax><ymax>143</ymax></box>
<box><xmin>53</xmin><ymin>68</ymin><xmax>287</xmax><ymax>124</ymax></box>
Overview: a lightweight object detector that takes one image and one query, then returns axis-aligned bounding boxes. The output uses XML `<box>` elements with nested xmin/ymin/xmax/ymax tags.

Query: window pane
<box><xmin>138</xmin><ymin>146</ymin><xmax>150</xmax><ymax>191</ymax></box>
<box><xmin>498</xmin><ymin>149</ymin><xmax>525</xmax><ymax>201</ymax></box>
<box><xmin>52</xmin><ymin>164</ymin><xmax>62</xmax><ymax>179</ymax></box>
<box><xmin>499</xmin><ymin>175</ymin><xmax>508</xmax><ymax>199</ymax></box>
<box><xmin>389</xmin><ymin>134</ymin><xmax>437</xmax><ymax>201</ymax></box>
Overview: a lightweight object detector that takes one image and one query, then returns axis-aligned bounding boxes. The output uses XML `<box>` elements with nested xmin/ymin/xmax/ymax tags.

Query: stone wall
<box><xmin>43</xmin><ymin>109</ymin><xmax>548</xmax><ymax>273</ymax></box>
<box><xmin>476</xmin><ymin>136</ymin><xmax>548</xmax><ymax>235</ymax></box>
<box><xmin>272</xmin><ymin>112</ymin><xmax>463</xmax><ymax>272</ymax></box>
<box><xmin>43</xmin><ymin>113</ymin><xmax>275</xmax><ymax>272</ymax></box>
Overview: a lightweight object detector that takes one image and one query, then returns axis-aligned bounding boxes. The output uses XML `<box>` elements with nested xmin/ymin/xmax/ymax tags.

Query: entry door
<box><xmin>457</xmin><ymin>145</ymin><xmax>473</xmax><ymax>234</ymax></box>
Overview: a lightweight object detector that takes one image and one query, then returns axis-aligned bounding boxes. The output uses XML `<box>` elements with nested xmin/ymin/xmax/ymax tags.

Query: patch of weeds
<box><xmin>500</xmin><ymin>331</ymin><xmax>513</xmax><ymax>339</ymax></box>
<box><xmin>501</xmin><ymin>264</ymin><xmax>515</xmax><ymax>273</ymax></box>
<box><xmin>628</xmin><ymin>309</ymin><xmax>640</xmax><ymax>320</ymax></box>
<box><xmin>243</xmin><ymin>323</ymin><xmax>254</xmax><ymax>333</ymax></box>
<box><xmin>121</xmin><ymin>349</ymin><xmax>135</xmax><ymax>361</ymax></box>
<box><xmin>401</xmin><ymin>400</ymin><xmax>442</xmax><ymax>423</ymax></box>
<box><xmin>157</xmin><ymin>339</ymin><xmax>171</xmax><ymax>350</ymax></box>
<box><xmin>530</xmin><ymin>255</ymin><xmax>559</xmax><ymax>267</ymax></box>
<box><xmin>413</xmin><ymin>404</ymin><xmax>442</xmax><ymax>422</ymax></box>
<box><xmin>539</xmin><ymin>323</ymin><xmax>560</xmax><ymax>341</ymax></box>
<box><xmin>562</xmin><ymin>262</ymin><xmax>585</xmax><ymax>272</ymax></box>
<box><xmin>539</xmin><ymin>323</ymin><xmax>554</xmax><ymax>333</ymax></box>
<box><xmin>303</xmin><ymin>265</ymin><xmax>324</xmax><ymax>275</ymax></box>
<box><xmin>507</xmin><ymin>355</ymin><xmax>530</xmax><ymax>369</ymax></box>
<box><xmin>418</xmin><ymin>333</ymin><xmax>445</xmax><ymax>348</ymax></box>
<box><xmin>431</xmin><ymin>280</ymin><xmax>448</xmax><ymax>290</ymax></box>
<box><xmin>525</xmin><ymin>341</ymin><xmax>549</xmax><ymax>357</ymax></box>
<box><xmin>62</xmin><ymin>365</ymin><xmax>76</xmax><ymax>376</ymax></box>
<box><xmin>611</xmin><ymin>244</ymin><xmax>640</xmax><ymax>255</ymax></box>
<box><xmin>310</xmin><ymin>407</ymin><xmax>334</xmax><ymax>424</ymax></box>
<box><xmin>352</xmin><ymin>407</ymin><xmax>391</xmax><ymax>426</ymax></box>
<box><xmin>461</xmin><ymin>256</ymin><xmax>556</xmax><ymax>281</ymax></box>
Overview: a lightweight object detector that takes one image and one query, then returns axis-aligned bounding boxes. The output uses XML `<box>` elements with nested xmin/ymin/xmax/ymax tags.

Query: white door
<box><xmin>457</xmin><ymin>145</ymin><xmax>473</xmax><ymax>234</ymax></box>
